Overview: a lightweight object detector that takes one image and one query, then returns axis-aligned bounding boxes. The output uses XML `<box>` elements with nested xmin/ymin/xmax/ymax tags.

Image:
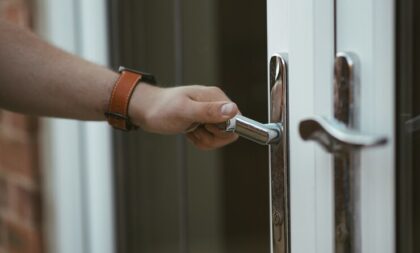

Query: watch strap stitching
<box><xmin>106</xmin><ymin>70</ymin><xmax>142</xmax><ymax>130</ymax></box>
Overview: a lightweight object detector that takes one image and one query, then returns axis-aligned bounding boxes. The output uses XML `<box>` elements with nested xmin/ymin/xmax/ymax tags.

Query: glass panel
<box><xmin>109</xmin><ymin>0</ymin><xmax>269</xmax><ymax>252</ymax></box>
<box><xmin>397</xmin><ymin>0</ymin><xmax>420</xmax><ymax>251</ymax></box>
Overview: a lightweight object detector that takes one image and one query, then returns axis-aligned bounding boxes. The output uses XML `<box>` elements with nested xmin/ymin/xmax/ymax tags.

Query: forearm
<box><xmin>0</xmin><ymin>20</ymin><xmax>118</xmax><ymax>120</ymax></box>
<box><xmin>0</xmin><ymin>20</ymin><xmax>240</xmax><ymax>149</ymax></box>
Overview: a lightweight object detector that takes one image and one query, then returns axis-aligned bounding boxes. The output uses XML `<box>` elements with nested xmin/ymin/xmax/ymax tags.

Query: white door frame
<box><xmin>337</xmin><ymin>1</ymin><xmax>395</xmax><ymax>252</ymax></box>
<box><xmin>36</xmin><ymin>1</ymin><xmax>115</xmax><ymax>253</ymax></box>
<box><xmin>267</xmin><ymin>0</ymin><xmax>335</xmax><ymax>252</ymax></box>
<box><xmin>267</xmin><ymin>0</ymin><xmax>395</xmax><ymax>252</ymax></box>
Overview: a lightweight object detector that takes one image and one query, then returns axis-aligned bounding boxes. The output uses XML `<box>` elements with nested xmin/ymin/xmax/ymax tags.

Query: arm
<box><xmin>0</xmin><ymin>20</ymin><xmax>117</xmax><ymax>120</ymax></box>
<box><xmin>0</xmin><ymin>20</ymin><xmax>238</xmax><ymax>149</ymax></box>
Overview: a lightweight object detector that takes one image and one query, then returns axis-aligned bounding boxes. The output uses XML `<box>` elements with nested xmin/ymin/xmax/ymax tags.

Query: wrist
<box><xmin>127</xmin><ymin>82</ymin><xmax>161</xmax><ymax>129</ymax></box>
<box><xmin>104</xmin><ymin>67</ymin><xmax>156</xmax><ymax>131</ymax></box>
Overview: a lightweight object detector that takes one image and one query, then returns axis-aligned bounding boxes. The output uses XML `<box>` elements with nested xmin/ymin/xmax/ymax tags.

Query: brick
<box><xmin>0</xmin><ymin>178</ymin><xmax>8</xmax><ymax>211</ymax></box>
<box><xmin>8</xmin><ymin>112</ymin><xmax>38</xmax><ymax>133</ymax></box>
<box><xmin>0</xmin><ymin>0</ymin><xmax>30</xmax><ymax>27</ymax></box>
<box><xmin>6</xmin><ymin>220</ymin><xmax>42</xmax><ymax>253</ymax></box>
<box><xmin>0</xmin><ymin>111</ymin><xmax>38</xmax><ymax>139</ymax></box>
<box><xmin>16</xmin><ymin>117</ymin><xmax>38</xmax><ymax>133</ymax></box>
<box><xmin>0</xmin><ymin>137</ymin><xmax>39</xmax><ymax>181</ymax></box>
<box><xmin>11</xmin><ymin>185</ymin><xmax>41</xmax><ymax>227</ymax></box>
<box><xmin>0</xmin><ymin>217</ymin><xmax>7</xmax><ymax>249</ymax></box>
<box><xmin>0</xmin><ymin>2</ymin><xmax>42</xmax><ymax>253</ymax></box>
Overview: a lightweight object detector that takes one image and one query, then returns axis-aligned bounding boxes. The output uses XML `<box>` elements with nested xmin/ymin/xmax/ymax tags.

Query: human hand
<box><xmin>128</xmin><ymin>83</ymin><xmax>239</xmax><ymax>150</ymax></box>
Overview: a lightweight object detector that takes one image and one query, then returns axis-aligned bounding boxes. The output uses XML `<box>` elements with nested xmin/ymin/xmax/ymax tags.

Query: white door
<box><xmin>265</xmin><ymin>0</ymin><xmax>395</xmax><ymax>253</ymax></box>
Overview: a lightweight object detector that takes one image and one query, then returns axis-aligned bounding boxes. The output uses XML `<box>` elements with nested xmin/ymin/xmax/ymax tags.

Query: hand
<box><xmin>128</xmin><ymin>83</ymin><xmax>239</xmax><ymax>150</ymax></box>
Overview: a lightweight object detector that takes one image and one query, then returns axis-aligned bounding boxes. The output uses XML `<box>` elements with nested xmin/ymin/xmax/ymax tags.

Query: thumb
<box><xmin>189</xmin><ymin>101</ymin><xmax>238</xmax><ymax>123</ymax></box>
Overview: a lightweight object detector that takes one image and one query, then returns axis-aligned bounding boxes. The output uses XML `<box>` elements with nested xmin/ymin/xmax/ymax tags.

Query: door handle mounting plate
<box><xmin>219</xmin><ymin>53</ymin><xmax>290</xmax><ymax>253</ymax></box>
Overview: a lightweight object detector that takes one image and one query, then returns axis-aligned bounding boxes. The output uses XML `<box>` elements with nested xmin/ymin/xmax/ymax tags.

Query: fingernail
<box><xmin>221</xmin><ymin>103</ymin><xmax>235</xmax><ymax>116</ymax></box>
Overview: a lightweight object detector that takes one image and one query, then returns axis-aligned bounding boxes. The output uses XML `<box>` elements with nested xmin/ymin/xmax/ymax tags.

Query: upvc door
<box><xmin>265</xmin><ymin>0</ymin><xmax>395</xmax><ymax>253</ymax></box>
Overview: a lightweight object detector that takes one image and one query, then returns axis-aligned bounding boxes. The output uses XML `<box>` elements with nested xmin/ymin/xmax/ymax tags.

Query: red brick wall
<box><xmin>0</xmin><ymin>1</ymin><xmax>43</xmax><ymax>253</ymax></box>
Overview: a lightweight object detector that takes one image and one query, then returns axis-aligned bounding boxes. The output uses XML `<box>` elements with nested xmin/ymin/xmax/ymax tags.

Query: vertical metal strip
<box><xmin>173</xmin><ymin>0</ymin><xmax>189</xmax><ymax>252</ymax></box>
<box><xmin>333</xmin><ymin>53</ymin><xmax>361</xmax><ymax>253</ymax></box>
<box><xmin>333</xmin><ymin>0</ymin><xmax>337</xmax><ymax>54</ymax></box>
<box><xmin>269</xmin><ymin>54</ymin><xmax>290</xmax><ymax>253</ymax></box>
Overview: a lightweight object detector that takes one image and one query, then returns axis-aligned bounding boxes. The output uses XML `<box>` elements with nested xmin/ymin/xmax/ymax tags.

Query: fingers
<box><xmin>184</xmin><ymin>85</ymin><xmax>239</xmax><ymax>124</ymax></box>
<box><xmin>204</xmin><ymin>124</ymin><xmax>235</xmax><ymax>138</ymax></box>
<box><xmin>188</xmin><ymin>101</ymin><xmax>239</xmax><ymax>124</ymax></box>
<box><xmin>186</xmin><ymin>125</ymin><xmax>238</xmax><ymax>150</ymax></box>
<box><xmin>184</xmin><ymin>122</ymin><xmax>200</xmax><ymax>133</ymax></box>
<box><xmin>187</xmin><ymin>86</ymin><xmax>229</xmax><ymax>102</ymax></box>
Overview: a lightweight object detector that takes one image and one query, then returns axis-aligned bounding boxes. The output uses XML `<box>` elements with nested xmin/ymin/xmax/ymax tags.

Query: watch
<box><xmin>105</xmin><ymin>66</ymin><xmax>156</xmax><ymax>131</ymax></box>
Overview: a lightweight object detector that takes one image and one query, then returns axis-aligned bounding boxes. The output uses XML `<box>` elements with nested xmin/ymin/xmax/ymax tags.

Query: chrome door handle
<box><xmin>299</xmin><ymin>116</ymin><xmax>387</xmax><ymax>153</ymax></box>
<box><xmin>221</xmin><ymin>115</ymin><xmax>282</xmax><ymax>145</ymax></box>
<box><xmin>298</xmin><ymin>53</ymin><xmax>388</xmax><ymax>151</ymax></box>
<box><xmin>220</xmin><ymin>53</ymin><xmax>288</xmax><ymax>147</ymax></box>
<box><xmin>298</xmin><ymin>53</ymin><xmax>387</xmax><ymax>253</ymax></box>
<box><xmin>221</xmin><ymin>54</ymin><xmax>290</xmax><ymax>253</ymax></box>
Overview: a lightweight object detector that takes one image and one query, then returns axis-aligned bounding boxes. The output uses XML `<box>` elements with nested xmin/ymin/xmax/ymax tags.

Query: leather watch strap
<box><xmin>105</xmin><ymin>67</ymin><xmax>155</xmax><ymax>131</ymax></box>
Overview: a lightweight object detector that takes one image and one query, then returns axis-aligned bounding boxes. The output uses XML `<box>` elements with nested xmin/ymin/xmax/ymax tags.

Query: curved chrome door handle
<box><xmin>298</xmin><ymin>53</ymin><xmax>388</xmax><ymax>153</ymax></box>
<box><xmin>221</xmin><ymin>53</ymin><xmax>291</xmax><ymax>253</ymax></box>
<box><xmin>298</xmin><ymin>52</ymin><xmax>387</xmax><ymax>253</ymax></box>
<box><xmin>299</xmin><ymin>116</ymin><xmax>387</xmax><ymax>153</ymax></box>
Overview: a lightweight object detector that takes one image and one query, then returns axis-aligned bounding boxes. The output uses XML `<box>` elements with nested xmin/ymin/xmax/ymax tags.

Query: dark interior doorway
<box><xmin>396</xmin><ymin>0</ymin><xmax>420</xmax><ymax>252</ymax></box>
<box><xmin>108</xmin><ymin>0</ymin><xmax>269</xmax><ymax>253</ymax></box>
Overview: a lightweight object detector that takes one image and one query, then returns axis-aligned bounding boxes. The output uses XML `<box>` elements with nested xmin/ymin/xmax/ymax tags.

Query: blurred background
<box><xmin>0</xmin><ymin>1</ymin><xmax>43</xmax><ymax>253</ymax></box>
<box><xmin>109</xmin><ymin>0</ymin><xmax>269</xmax><ymax>253</ymax></box>
<box><xmin>0</xmin><ymin>0</ymin><xmax>269</xmax><ymax>253</ymax></box>
<box><xmin>0</xmin><ymin>0</ymin><xmax>419</xmax><ymax>253</ymax></box>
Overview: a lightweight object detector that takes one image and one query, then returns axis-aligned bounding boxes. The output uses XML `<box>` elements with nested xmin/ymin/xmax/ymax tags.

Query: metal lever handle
<box><xmin>221</xmin><ymin>53</ymin><xmax>289</xmax><ymax>253</ymax></box>
<box><xmin>298</xmin><ymin>53</ymin><xmax>388</xmax><ymax>253</ymax></box>
<box><xmin>299</xmin><ymin>116</ymin><xmax>387</xmax><ymax>153</ymax></box>
<box><xmin>221</xmin><ymin>115</ymin><xmax>282</xmax><ymax>145</ymax></box>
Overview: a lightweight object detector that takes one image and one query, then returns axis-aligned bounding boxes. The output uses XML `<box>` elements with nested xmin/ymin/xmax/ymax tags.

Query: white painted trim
<box><xmin>37</xmin><ymin>1</ymin><xmax>86</xmax><ymax>252</ymax></box>
<box><xmin>267</xmin><ymin>0</ymin><xmax>395</xmax><ymax>252</ymax></box>
<box><xmin>337</xmin><ymin>0</ymin><xmax>395</xmax><ymax>252</ymax></box>
<box><xmin>78</xmin><ymin>1</ymin><xmax>115</xmax><ymax>253</ymax></box>
<box><xmin>41</xmin><ymin>120</ymin><xmax>86</xmax><ymax>253</ymax></box>
<box><xmin>37</xmin><ymin>1</ymin><xmax>114</xmax><ymax>253</ymax></box>
<box><xmin>268</xmin><ymin>0</ymin><xmax>335</xmax><ymax>251</ymax></box>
